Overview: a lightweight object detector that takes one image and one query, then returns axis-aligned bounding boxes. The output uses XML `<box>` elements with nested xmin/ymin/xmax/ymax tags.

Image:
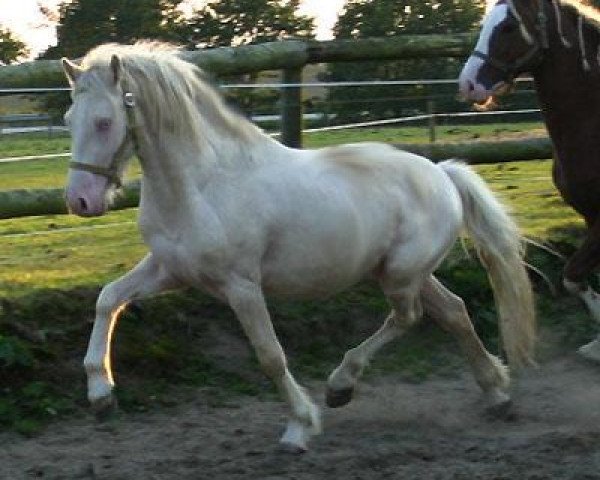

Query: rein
<box><xmin>473</xmin><ymin>0</ymin><xmax>549</xmax><ymax>82</ymax></box>
<box><xmin>68</xmin><ymin>88</ymin><xmax>139</xmax><ymax>188</ymax></box>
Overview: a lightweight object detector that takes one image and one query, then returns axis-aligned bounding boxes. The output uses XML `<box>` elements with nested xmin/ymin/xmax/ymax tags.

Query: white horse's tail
<box><xmin>440</xmin><ymin>160</ymin><xmax>536</xmax><ymax>369</ymax></box>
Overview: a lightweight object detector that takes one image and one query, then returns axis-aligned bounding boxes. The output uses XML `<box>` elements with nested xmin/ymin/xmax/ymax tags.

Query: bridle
<box><xmin>471</xmin><ymin>0</ymin><xmax>549</xmax><ymax>82</ymax></box>
<box><xmin>68</xmin><ymin>84</ymin><xmax>140</xmax><ymax>189</ymax></box>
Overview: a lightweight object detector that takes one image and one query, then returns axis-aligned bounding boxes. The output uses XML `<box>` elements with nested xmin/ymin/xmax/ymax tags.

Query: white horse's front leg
<box><xmin>224</xmin><ymin>278</ymin><xmax>321</xmax><ymax>452</ymax></box>
<box><xmin>84</xmin><ymin>253</ymin><xmax>176</xmax><ymax>413</ymax></box>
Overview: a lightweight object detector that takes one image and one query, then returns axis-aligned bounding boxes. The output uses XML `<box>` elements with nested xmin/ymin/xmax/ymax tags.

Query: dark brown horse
<box><xmin>459</xmin><ymin>0</ymin><xmax>600</xmax><ymax>361</ymax></box>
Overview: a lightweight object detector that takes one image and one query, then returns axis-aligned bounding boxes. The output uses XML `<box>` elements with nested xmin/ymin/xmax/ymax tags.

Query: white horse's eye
<box><xmin>96</xmin><ymin>117</ymin><xmax>112</xmax><ymax>132</ymax></box>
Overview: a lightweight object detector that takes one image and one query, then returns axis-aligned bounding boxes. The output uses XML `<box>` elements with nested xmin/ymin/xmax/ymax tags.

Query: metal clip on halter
<box><xmin>124</xmin><ymin>92</ymin><xmax>136</xmax><ymax>108</ymax></box>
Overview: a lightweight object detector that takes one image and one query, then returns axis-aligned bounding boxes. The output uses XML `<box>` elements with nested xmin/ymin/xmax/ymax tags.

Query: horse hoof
<box><xmin>484</xmin><ymin>398</ymin><xmax>515</xmax><ymax>421</ymax></box>
<box><xmin>577</xmin><ymin>339</ymin><xmax>600</xmax><ymax>364</ymax></box>
<box><xmin>278</xmin><ymin>441</ymin><xmax>308</xmax><ymax>455</ymax></box>
<box><xmin>92</xmin><ymin>395</ymin><xmax>119</xmax><ymax>422</ymax></box>
<box><xmin>326</xmin><ymin>387</ymin><xmax>353</xmax><ymax>408</ymax></box>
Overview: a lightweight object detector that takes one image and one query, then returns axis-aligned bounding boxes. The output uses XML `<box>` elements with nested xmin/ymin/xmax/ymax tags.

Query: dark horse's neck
<box><xmin>531</xmin><ymin>1</ymin><xmax>600</xmax><ymax>217</ymax></box>
<box><xmin>534</xmin><ymin>1</ymin><xmax>600</xmax><ymax>174</ymax></box>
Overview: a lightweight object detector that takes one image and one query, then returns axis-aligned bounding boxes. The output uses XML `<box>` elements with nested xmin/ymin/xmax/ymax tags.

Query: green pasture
<box><xmin>0</xmin><ymin>126</ymin><xmax>592</xmax><ymax>435</ymax></box>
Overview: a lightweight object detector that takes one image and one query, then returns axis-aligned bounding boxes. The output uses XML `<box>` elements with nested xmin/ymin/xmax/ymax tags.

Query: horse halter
<box><xmin>472</xmin><ymin>0</ymin><xmax>549</xmax><ymax>82</ymax></box>
<box><xmin>68</xmin><ymin>85</ymin><xmax>139</xmax><ymax>189</ymax></box>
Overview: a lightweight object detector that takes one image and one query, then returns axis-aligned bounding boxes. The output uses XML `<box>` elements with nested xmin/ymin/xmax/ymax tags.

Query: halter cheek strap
<box><xmin>68</xmin><ymin>89</ymin><xmax>139</xmax><ymax>189</ymax></box>
<box><xmin>473</xmin><ymin>0</ymin><xmax>548</xmax><ymax>82</ymax></box>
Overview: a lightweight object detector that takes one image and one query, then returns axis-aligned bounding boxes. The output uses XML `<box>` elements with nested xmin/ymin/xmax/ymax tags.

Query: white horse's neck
<box><xmin>134</xmin><ymin>111</ymin><xmax>289</xmax><ymax>216</ymax></box>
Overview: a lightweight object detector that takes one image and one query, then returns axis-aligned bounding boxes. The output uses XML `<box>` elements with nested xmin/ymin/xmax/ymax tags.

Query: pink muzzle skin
<box><xmin>458</xmin><ymin>58</ymin><xmax>494</xmax><ymax>103</ymax></box>
<box><xmin>65</xmin><ymin>169</ymin><xmax>110</xmax><ymax>217</ymax></box>
<box><xmin>458</xmin><ymin>77</ymin><xmax>494</xmax><ymax>103</ymax></box>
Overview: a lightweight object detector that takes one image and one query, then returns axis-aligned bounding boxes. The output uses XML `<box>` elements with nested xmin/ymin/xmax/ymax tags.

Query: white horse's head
<box><xmin>459</xmin><ymin>0</ymin><xmax>545</xmax><ymax>103</ymax></box>
<box><xmin>62</xmin><ymin>54</ymin><xmax>136</xmax><ymax>217</ymax></box>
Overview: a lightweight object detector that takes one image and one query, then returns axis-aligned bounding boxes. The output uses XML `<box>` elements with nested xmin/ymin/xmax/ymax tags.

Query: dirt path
<box><xmin>2</xmin><ymin>354</ymin><xmax>600</xmax><ymax>480</ymax></box>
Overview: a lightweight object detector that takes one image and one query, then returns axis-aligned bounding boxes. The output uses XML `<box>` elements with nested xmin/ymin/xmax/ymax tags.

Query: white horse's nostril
<box><xmin>467</xmin><ymin>80</ymin><xmax>475</xmax><ymax>92</ymax></box>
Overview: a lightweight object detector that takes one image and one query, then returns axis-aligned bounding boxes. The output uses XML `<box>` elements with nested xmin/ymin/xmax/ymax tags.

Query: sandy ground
<box><xmin>2</xmin><ymin>354</ymin><xmax>600</xmax><ymax>480</ymax></box>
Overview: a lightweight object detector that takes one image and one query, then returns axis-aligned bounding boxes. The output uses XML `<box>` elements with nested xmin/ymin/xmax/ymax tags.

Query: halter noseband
<box><xmin>473</xmin><ymin>0</ymin><xmax>549</xmax><ymax>82</ymax></box>
<box><xmin>68</xmin><ymin>88</ymin><xmax>139</xmax><ymax>189</ymax></box>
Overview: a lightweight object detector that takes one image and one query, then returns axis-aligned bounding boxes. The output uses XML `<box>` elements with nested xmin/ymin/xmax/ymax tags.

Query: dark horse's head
<box><xmin>459</xmin><ymin>0</ymin><xmax>548</xmax><ymax>103</ymax></box>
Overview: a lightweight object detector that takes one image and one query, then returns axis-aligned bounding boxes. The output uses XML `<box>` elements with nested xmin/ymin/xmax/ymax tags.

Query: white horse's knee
<box><xmin>95</xmin><ymin>283</ymin><xmax>123</xmax><ymax>319</ymax></box>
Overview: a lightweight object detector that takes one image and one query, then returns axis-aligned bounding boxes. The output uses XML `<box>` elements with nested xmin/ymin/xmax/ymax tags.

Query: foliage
<box><xmin>326</xmin><ymin>0</ymin><xmax>485</xmax><ymax>121</ymax></box>
<box><xmin>179</xmin><ymin>0</ymin><xmax>315</xmax><ymax>117</ymax></box>
<box><xmin>38</xmin><ymin>0</ymin><xmax>187</xmax><ymax>118</ymax></box>
<box><xmin>41</xmin><ymin>0</ymin><xmax>185</xmax><ymax>60</ymax></box>
<box><xmin>181</xmin><ymin>0</ymin><xmax>315</xmax><ymax>49</ymax></box>
<box><xmin>0</xmin><ymin>28</ymin><xmax>29</xmax><ymax>64</ymax></box>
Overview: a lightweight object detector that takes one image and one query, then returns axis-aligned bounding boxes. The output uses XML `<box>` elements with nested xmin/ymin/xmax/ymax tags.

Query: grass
<box><xmin>0</xmin><ymin>125</ymin><xmax>592</xmax><ymax>435</ymax></box>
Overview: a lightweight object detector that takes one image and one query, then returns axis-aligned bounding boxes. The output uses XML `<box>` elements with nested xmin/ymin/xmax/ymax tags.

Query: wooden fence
<box><xmin>0</xmin><ymin>34</ymin><xmax>477</xmax><ymax>148</ymax></box>
<box><xmin>0</xmin><ymin>34</ymin><xmax>554</xmax><ymax>220</ymax></box>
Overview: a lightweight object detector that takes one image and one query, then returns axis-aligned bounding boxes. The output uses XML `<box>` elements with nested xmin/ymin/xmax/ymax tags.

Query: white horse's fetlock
<box><xmin>87</xmin><ymin>375</ymin><xmax>113</xmax><ymax>402</ymax></box>
<box><xmin>279</xmin><ymin>402</ymin><xmax>321</xmax><ymax>453</ymax></box>
<box><xmin>279</xmin><ymin>420</ymin><xmax>312</xmax><ymax>453</ymax></box>
<box><xmin>577</xmin><ymin>338</ymin><xmax>600</xmax><ymax>363</ymax></box>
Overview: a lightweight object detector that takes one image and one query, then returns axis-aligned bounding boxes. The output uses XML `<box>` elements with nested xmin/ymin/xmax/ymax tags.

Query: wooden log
<box><xmin>395</xmin><ymin>136</ymin><xmax>553</xmax><ymax>164</ymax></box>
<box><xmin>307</xmin><ymin>33</ymin><xmax>477</xmax><ymax>63</ymax></box>
<box><xmin>0</xmin><ymin>180</ymin><xmax>141</xmax><ymax>219</ymax></box>
<box><xmin>0</xmin><ymin>35</ymin><xmax>477</xmax><ymax>88</ymax></box>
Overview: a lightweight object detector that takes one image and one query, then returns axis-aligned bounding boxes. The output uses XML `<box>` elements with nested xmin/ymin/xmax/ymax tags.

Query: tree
<box><xmin>182</xmin><ymin>0</ymin><xmax>315</xmax><ymax>49</ymax></box>
<box><xmin>42</xmin><ymin>0</ymin><xmax>185</xmax><ymax>59</ymax></box>
<box><xmin>0</xmin><ymin>28</ymin><xmax>29</xmax><ymax>65</ymax></box>
<box><xmin>326</xmin><ymin>0</ymin><xmax>485</xmax><ymax>121</ymax></box>
<box><xmin>39</xmin><ymin>0</ymin><xmax>186</xmax><ymax>120</ymax></box>
<box><xmin>181</xmin><ymin>0</ymin><xmax>315</xmax><ymax>121</ymax></box>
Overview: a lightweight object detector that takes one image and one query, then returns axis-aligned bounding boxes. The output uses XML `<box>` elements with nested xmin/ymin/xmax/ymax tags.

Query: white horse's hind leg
<box><xmin>84</xmin><ymin>253</ymin><xmax>176</xmax><ymax>415</ymax></box>
<box><xmin>564</xmin><ymin>279</ymin><xmax>600</xmax><ymax>362</ymax></box>
<box><xmin>224</xmin><ymin>278</ymin><xmax>320</xmax><ymax>452</ymax></box>
<box><xmin>327</xmin><ymin>289</ymin><xmax>421</xmax><ymax>408</ymax></box>
<box><xmin>421</xmin><ymin>275</ymin><xmax>510</xmax><ymax>413</ymax></box>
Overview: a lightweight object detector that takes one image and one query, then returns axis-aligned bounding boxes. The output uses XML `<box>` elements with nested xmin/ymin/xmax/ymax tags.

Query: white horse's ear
<box><xmin>61</xmin><ymin>58</ymin><xmax>83</xmax><ymax>85</ymax></box>
<box><xmin>110</xmin><ymin>54</ymin><xmax>122</xmax><ymax>85</ymax></box>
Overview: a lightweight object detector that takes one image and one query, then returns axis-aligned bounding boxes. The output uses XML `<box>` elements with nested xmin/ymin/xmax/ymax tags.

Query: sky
<box><xmin>0</xmin><ymin>0</ymin><xmax>347</xmax><ymax>60</ymax></box>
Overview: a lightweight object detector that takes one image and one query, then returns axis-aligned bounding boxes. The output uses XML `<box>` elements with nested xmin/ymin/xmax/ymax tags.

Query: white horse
<box><xmin>62</xmin><ymin>42</ymin><xmax>535</xmax><ymax>452</ymax></box>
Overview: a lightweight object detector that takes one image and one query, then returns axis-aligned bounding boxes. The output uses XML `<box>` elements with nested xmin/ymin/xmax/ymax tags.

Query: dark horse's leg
<box><xmin>563</xmin><ymin>216</ymin><xmax>600</xmax><ymax>361</ymax></box>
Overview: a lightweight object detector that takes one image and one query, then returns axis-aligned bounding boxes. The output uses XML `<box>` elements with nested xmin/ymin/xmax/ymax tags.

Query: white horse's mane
<box><xmin>79</xmin><ymin>41</ymin><xmax>263</xmax><ymax>147</ymax></box>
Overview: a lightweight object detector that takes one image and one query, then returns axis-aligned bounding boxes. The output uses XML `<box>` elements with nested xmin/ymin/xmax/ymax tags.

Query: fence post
<box><xmin>280</xmin><ymin>67</ymin><xmax>303</xmax><ymax>148</ymax></box>
<box><xmin>427</xmin><ymin>99</ymin><xmax>436</xmax><ymax>143</ymax></box>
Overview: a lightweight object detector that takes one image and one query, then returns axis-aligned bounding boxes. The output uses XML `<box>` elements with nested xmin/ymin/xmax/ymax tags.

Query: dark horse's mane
<box><xmin>556</xmin><ymin>0</ymin><xmax>600</xmax><ymax>29</ymax></box>
<box><xmin>552</xmin><ymin>0</ymin><xmax>600</xmax><ymax>67</ymax></box>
